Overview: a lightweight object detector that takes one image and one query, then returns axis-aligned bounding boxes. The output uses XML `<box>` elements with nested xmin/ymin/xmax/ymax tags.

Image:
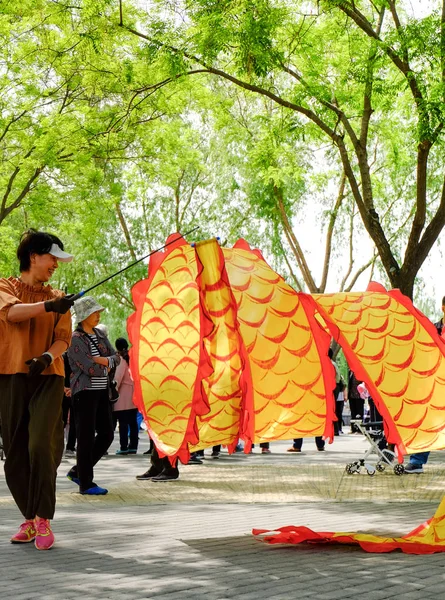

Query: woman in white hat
<box><xmin>66</xmin><ymin>296</ymin><xmax>120</xmax><ymax>495</ymax></box>
<box><xmin>0</xmin><ymin>229</ymin><xmax>74</xmax><ymax>550</ymax></box>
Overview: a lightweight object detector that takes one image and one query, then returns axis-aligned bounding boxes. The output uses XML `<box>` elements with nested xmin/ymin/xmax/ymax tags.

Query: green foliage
<box><xmin>2</xmin><ymin>0</ymin><xmax>445</xmax><ymax>331</ymax></box>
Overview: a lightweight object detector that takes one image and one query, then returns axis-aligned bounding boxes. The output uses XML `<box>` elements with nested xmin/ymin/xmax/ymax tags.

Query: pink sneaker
<box><xmin>35</xmin><ymin>518</ymin><xmax>55</xmax><ymax>551</ymax></box>
<box><xmin>10</xmin><ymin>520</ymin><xmax>36</xmax><ymax>543</ymax></box>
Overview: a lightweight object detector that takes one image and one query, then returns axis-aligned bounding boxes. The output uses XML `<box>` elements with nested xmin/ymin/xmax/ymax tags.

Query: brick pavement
<box><xmin>1</xmin><ymin>434</ymin><xmax>445</xmax><ymax>599</ymax></box>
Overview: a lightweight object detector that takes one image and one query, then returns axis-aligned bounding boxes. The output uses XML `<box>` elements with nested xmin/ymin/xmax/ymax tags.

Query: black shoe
<box><xmin>187</xmin><ymin>456</ymin><xmax>203</xmax><ymax>465</ymax></box>
<box><xmin>143</xmin><ymin>449</ymin><xmax>152</xmax><ymax>455</ymax></box>
<box><xmin>211</xmin><ymin>452</ymin><xmax>220</xmax><ymax>459</ymax></box>
<box><xmin>404</xmin><ymin>463</ymin><xmax>424</xmax><ymax>474</ymax></box>
<box><xmin>151</xmin><ymin>472</ymin><xmax>179</xmax><ymax>482</ymax></box>
<box><xmin>136</xmin><ymin>469</ymin><xmax>160</xmax><ymax>480</ymax></box>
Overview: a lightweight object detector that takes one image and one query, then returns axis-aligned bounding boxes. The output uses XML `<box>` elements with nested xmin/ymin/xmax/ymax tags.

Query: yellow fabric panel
<box><xmin>256</xmin><ymin>496</ymin><xmax>445</xmax><ymax>553</ymax></box>
<box><xmin>190</xmin><ymin>239</ymin><xmax>244</xmax><ymax>450</ymax></box>
<box><xmin>314</xmin><ymin>291</ymin><xmax>445</xmax><ymax>454</ymax></box>
<box><xmin>138</xmin><ymin>245</ymin><xmax>200</xmax><ymax>456</ymax></box>
<box><xmin>330</xmin><ymin>496</ymin><xmax>445</xmax><ymax>549</ymax></box>
<box><xmin>224</xmin><ymin>247</ymin><xmax>330</xmax><ymax>442</ymax></box>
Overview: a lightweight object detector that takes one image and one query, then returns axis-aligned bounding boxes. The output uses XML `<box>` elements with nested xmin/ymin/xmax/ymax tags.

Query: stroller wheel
<box><xmin>394</xmin><ymin>464</ymin><xmax>405</xmax><ymax>476</ymax></box>
<box><xmin>376</xmin><ymin>463</ymin><xmax>385</xmax><ymax>472</ymax></box>
<box><xmin>346</xmin><ymin>463</ymin><xmax>359</xmax><ymax>474</ymax></box>
<box><xmin>366</xmin><ymin>466</ymin><xmax>376</xmax><ymax>476</ymax></box>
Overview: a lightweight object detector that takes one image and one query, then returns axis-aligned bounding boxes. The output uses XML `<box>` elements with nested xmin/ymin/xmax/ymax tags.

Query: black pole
<box><xmin>71</xmin><ymin>226</ymin><xmax>199</xmax><ymax>301</ymax></box>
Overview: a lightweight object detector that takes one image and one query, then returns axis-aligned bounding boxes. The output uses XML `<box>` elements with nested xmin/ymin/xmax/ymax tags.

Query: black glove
<box><xmin>44</xmin><ymin>294</ymin><xmax>75</xmax><ymax>314</ymax></box>
<box><xmin>26</xmin><ymin>353</ymin><xmax>52</xmax><ymax>377</ymax></box>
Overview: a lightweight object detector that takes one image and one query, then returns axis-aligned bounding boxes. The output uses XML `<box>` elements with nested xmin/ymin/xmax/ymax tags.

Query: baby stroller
<box><xmin>345</xmin><ymin>420</ymin><xmax>405</xmax><ymax>476</ymax></box>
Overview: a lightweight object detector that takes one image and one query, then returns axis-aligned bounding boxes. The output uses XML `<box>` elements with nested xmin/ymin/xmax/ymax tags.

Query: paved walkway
<box><xmin>1</xmin><ymin>434</ymin><xmax>445</xmax><ymax>599</ymax></box>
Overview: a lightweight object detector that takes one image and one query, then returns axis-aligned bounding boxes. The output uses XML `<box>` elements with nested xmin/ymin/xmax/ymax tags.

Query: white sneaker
<box><xmin>65</xmin><ymin>449</ymin><xmax>76</xmax><ymax>457</ymax></box>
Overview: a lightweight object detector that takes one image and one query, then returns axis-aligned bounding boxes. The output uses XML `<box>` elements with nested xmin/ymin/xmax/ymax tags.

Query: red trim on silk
<box><xmin>253</xmin><ymin>498</ymin><xmax>445</xmax><ymax>553</ymax></box>
<box><xmin>366</xmin><ymin>281</ymin><xmax>387</xmax><ymax>293</ymax></box>
<box><xmin>127</xmin><ymin>278</ymin><xmax>151</xmax><ymax>423</ymax></box>
<box><xmin>404</xmin><ymin>518</ymin><xmax>433</xmax><ymax>538</ymax></box>
<box><xmin>233</xmin><ymin>238</ymin><xmax>265</xmax><ymax>261</ymax></box>
<box><xmin>252</xmin><ymin>522</ymin><xmax>445</xmax><ymax>555</ymax></box>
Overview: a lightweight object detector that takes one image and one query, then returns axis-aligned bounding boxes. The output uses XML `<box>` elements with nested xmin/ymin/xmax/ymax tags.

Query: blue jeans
<box><xmin>409</xmin><ymin>452</ymin><xmax>430</xmax><ymax>466</ymax></box>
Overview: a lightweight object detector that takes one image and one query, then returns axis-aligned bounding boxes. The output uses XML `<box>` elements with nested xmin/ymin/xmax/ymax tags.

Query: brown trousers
<box><xmin>0</xmin><ymin>374</ymin><xmax>64</xmax><ymax>520</ymax></box>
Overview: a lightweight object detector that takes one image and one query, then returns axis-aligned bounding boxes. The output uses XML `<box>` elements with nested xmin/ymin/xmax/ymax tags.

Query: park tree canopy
<box><xmin>117</xmin><ymin>0</ymin><xmax>445</xmax><ymax>299</ymax></box>
<box><xmin>1</xmin><ymin>0</ymin><xmax>445</xmax><ymax>338</ymax></box>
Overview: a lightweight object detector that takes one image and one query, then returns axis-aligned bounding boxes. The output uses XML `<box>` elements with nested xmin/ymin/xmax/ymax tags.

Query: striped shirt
<box><xmin>86</xmin><ymin>334</ymin><xmax>108</xmax><ymax>390</ymax></box>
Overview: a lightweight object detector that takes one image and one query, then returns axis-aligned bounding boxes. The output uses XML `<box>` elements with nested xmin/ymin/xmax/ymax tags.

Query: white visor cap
<box><xmin>49</xmin><ymin>243</ymin><xmax>73</xmax><ymax>263</ymax></box>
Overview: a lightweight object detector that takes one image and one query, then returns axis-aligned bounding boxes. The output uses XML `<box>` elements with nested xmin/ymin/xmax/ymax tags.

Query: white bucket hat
<box><xmin>49</xmin><ymin>243</ymin><xmax>73</xmax><ymax>262</ymax></box>
<box><xmin>74</xmin><ymin>296</ymin><xmax>105</xmax><ymax>322</ymax></box>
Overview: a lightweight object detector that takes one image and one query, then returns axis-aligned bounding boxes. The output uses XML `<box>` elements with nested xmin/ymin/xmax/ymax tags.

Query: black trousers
<box><xmin>349</xmin><ymin>397</ymin><xmax>364</xmax><ymax>432</ymax></box>
<box><xmin>150</xmin><ymin>446</ymin><xmax>179</xmax><ymax>477</ymax></box>
<box><xmin>196</xmin><ymin>445</ymin><xmax>221</xmax><ymax>457</ymax></box>
<box><xmin>69</xmin><ymin>389</ymin><xmax>114</xmax><ymax>492</ymax></box>
<box><xmin>62</xmin><ymin>395</ymin><xmax>77</xmax><ymax>451</ymax></box>
<box><xmin>293</xmin><ymin>437</ymin><xmax>325</xmax><ymax>450</ymax></box>
<box><xmin>369</xmin><ymin>397</ymin><xmax>382</xmax><ymax>423</ymax></box>
<box><xmin>112</xmin><ymin>408</ymin><xmax>139</xmax><ymax>451</ymax></box>
<box><xmin>334</xmin><ymin>401</ymin><xmax>344</xmax><ymax>434</ymax></box>
<box><xmin>0</xmin><ymin>374</ymin><xmax>64</xmax><ymax>520</ymax></box>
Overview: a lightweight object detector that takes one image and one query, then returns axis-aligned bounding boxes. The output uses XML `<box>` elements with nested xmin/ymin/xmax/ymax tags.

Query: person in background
<box><xmin>66</xmin><ymin>296</ymin><xmax>120</xmax><ymax>495</ymax></box>
<box><xmin>136</xmin><ymin>445</ymin><xmax>179</xmax><ymax>481</ymax></box>
<box><xmin>62</xmin><ymin>352</ymin><xmax>76</xmax><ymax>457</ymax></box>
<box><xmin>194</xmin><ymin>445</ymin><xmax>222</xmax><ymax>459</ymax></box>
<box><xmin>244</xmin><ymin>442</ymin><xmax>270</xmax><ymax>454</ymax></box>
<box><xmin>143</xmin><ymin>435</ymin><xmax>155</xmax><ymax>455</ymax></box>
<box><xmin>188</xmin><ymin>450</ymin><xmax>203</xmax><ymax>464</ymax></box>
<box><xmin>0</xmin><ymin>229</ymin><xmax>74</xmax><ymax>550</ymax></box>
<box><xmin>335</xmin><ymin>386</ymin><xmax>346</xmax><ymax>435</ymax></box>
<box><xmin>211</xmin><ymin>445</ymin><xmax>221</xmax><ymax>458</ymax></box>
<box><xmin>434</xmin><ymin>297</ymin><xmax>445</xmax><ymax>337</ymax></box>
<box><xmin>329</xmin><ymin>348</ymin><xmax>343</xmax><ymax>435</ymax></box>
<box><xmin>234</xmin><ymin>439</ymin><xmax>244</xmax><ymax>453</ymax></box>
<box><xmin>358</xmin><ymin>381</ymin><xmax>382</xmax><ymax>423</ymax></box>
<box><xmin>288</xmin><ymin>437</ymin><xmax>325</xmax><ymax>452</ymax></box>
<box><xmin>113</xmin><ymin>337</ymin><xmax>139</xmax><ymax>455</ymax></box>
<box><xmin>94</xmin><ymin>324</ymin><xmax>112</xmax><ymax>456</ymax></box>
<box><xmin>347</xmin><ymin>370</ymin><xmax>364</xmax><ymax>433</ymax></box>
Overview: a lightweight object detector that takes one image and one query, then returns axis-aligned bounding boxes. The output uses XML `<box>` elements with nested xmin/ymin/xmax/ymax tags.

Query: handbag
<box><xmin>108</xmin><ymin>371</ymin><xmax>120</xmax><ymax>403</ymax></box>
<box><xmin>88</xmin><ymin>332</ymin><xmax>120</xmax><ymax>404</ymax></box>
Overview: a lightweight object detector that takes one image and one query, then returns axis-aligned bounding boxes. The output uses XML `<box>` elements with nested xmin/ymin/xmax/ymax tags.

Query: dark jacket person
<box><xmin>66</xmin><ymin>296</ymin><xmax>120</xmax><ymax>495</ymax></box>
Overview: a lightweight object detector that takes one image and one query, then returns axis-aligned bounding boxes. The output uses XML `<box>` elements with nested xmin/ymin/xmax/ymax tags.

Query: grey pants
<box><xmin>0</xmin><ymin>374</ymin><xmax>64</xmax><ymax>519</ymax></box>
